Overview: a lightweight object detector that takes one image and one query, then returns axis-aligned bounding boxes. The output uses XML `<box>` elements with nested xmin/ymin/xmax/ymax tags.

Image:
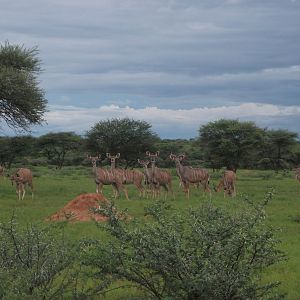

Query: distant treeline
<box><xmin>0</xmin><ymin>118</ymin><xmax>299</xmax><ymax>171</ymax></box>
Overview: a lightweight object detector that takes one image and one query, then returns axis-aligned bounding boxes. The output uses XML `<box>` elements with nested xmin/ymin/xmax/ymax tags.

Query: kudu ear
<box><xmin>146</xmin><ymin>151</ymin><xmax>150</xmax><ymax>156</ymax></box>
<box><xmin>116</xmin><ymin>153</ymin><xmax>120</xmax><ymax>158</ymax></box>
<box><xmin>156</xmin><ymin>151</ymin><xmax>160</xmax><ymax>156</ymax></box>
<box><xmin>106</xmin><ymin>153</ymin><xmax>110</xmax><ymax>158</ymax></box>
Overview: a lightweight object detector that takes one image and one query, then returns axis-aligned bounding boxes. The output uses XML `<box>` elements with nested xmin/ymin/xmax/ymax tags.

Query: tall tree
<box><xmin>0</xmin><ymin>136</ymin><xmax>35</xmax><ymax>168</ymax></box>
<box><xmin>37</xmin><ymin>132</ymin><xmax>82</xmax><ymax>169</ymax></box>
<box><xmin>198</xmin><ymin>119</ymin><xmax>264</xmax><ymax>171</ymax></box>
<box><xmin>259</xmin><ymin>129</ymin><xmax>298</xmax><ymax>170</ymax></box>
<box><xmin>86</xmin><ymin>118</ymin><xmax>159</xmax><ymax>168</ymax></box>
<box><xmin>0</xmin><ymin>42</ymin><xmax>47</xmax><ymax>131</ymax></box>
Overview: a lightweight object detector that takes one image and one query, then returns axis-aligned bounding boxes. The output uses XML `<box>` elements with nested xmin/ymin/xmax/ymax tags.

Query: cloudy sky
<box><xmin>1</xmin><ymin>0</ymin><xmax>300</xmax><ymax>138</ymax></box>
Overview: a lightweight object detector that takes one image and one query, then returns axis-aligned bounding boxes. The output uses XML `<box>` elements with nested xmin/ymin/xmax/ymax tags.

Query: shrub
<box><xmin>81</xmin><ymin>192</ymin><xmax>285</xmax><ymax>299</ymax></box>
<box><xmin>0</xmin><ymin>216</ymin><xmax>75</xmax><ymax>299</ymax></box>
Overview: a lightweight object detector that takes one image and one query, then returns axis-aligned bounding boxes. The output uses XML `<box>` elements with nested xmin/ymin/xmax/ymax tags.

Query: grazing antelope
<box><xmin>169</xmin><ymin>154</ymin><xmax>210</xmax><ymax>199</ymax></box>
<box><xmin>145</xmin><ymin>151</ymin><xmax>173</xmax><ymax>199</ymax></box>
<box><xmin>87</xmin><ymin>155</ymin><xmax>129</xmax><ymax>200</ymax></box>
<box><xmin>215</xmin><ymin>170</ymin><xmax>237</xmax><ymax>197</ymax></box>
<box><xmin>106</xmin><ymin>153</ymin><xmax>145</xmax><ymax>197</ymax></box>
<box><xmin>10</xmin><ymin>168</ymin><xmax>34</xmax><ymax>200</ymax></box>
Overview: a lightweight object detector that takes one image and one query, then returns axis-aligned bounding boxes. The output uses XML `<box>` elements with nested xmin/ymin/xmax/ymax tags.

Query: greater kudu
<box><xmin>169</xmin><ymin>154</ymin><xmax>210</xmax><ymax>199</ymax></box>
<box><xmin>145</xmin><ymin>151</ymin><xmax>173</xmax><ymax>199</ymax></box>
<box><xmin>215</xmin><ymin>170</ymin><xmax>237</xmax><ymax>197</ymax></box>
<box><xmin>10</xmin><ymin>168</ymin><xmax>34</xmax><ymax>200</ymax></box>
<box><xmin>87</xmin><ymin>155</ymin><xmax>129</xmax><ymax>200</ymax></box>
<box><xmin>106</xmin><ymin>153</ymin><xmax>145</xmax><ymax>197</ymax></box>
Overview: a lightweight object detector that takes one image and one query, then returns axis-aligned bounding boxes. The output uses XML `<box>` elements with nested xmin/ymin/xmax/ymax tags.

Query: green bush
<box><xmin>81</xmin><ymin>192</ymin><xmax>285</xmax><ymax>299</ymax></box>
<box><xmin>0</xmin><ymin>217</ymin><xmax>75</xmax><ymax>299</ymax></box>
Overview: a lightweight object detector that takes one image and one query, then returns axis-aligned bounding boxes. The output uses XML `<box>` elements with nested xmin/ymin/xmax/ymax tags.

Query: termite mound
<box><xmin>47</xmin><ymin>193</ymin><xmax>109</xmax><ymax>222</ymax></box>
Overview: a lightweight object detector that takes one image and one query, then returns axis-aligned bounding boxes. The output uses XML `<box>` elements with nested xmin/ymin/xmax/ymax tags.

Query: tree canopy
<box><xmin>0</xmin><ymin>42</ymin><xmax>47</xmax><ymax>131</ymax></box>
<box><xmin>198</xmin><ymin>119</ymin><xmax>265</xmax><ymax>171</ymax></box>
<box><xmin>86</xmin><ymin>118</ymin><xmax>159</xmax><ymax>168</ymax></box>
<box><xmin>37</xmin><ymin>132</ymin><xmax>82</xmax><ymax>169</ymax></box>
<box><xmin>259</xmin><ymin>129</ymin><xmax>298</xmax><ymax>170</ymax></box>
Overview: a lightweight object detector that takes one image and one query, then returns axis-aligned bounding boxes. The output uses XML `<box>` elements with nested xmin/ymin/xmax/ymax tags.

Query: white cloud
<box><xmin>31</xmin><ymin>102</ymin><xmax>300</xmax><ymax>138</ymax></box>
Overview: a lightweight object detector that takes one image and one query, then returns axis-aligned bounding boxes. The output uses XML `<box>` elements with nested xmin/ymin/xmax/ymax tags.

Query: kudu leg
<box><xmin>182</xmin><ymin>182</ymin><xmax>190</xmax><ymax>199</ymax></box>
<box><xmin>120</xmin><ymin>184</ymin><xmax>129</xmax><ymax>200</ymax></box>
<box><xmin>22</xmin><ymin>188</ymin><xmax>26</xmax><ymax>200</ymax></box>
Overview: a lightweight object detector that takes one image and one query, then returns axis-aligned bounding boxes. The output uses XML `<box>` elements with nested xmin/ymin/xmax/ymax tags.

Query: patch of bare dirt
<box><xmin>47</xmin><ymin>193</ymin><xmax>109</xmax><ymax>222</ymax></box>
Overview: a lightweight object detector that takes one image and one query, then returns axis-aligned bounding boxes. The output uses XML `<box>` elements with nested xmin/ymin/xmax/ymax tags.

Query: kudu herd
<box><xmin>6</xmin><ymin>150</ymin><xmax>300</xmax><ymax>202</ymax></box>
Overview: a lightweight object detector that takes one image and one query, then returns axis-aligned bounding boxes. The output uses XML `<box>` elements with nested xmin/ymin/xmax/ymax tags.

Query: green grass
<box><xmin>1</xmin><ymin>167</ymin><xmax>300</xmax><ymax>298</ymax></box>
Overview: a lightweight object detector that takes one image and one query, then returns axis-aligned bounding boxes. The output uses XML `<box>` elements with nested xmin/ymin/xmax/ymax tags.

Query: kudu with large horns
<box><xmin>169</xmin><ymin>154</ymin><xmax>210</xmax><ymax>199</ymax></box>
<box><xmin>87</xmin><ymin>154</ymin><xmax>129</xmax><ymax>200</ymax></box>
<box><xmin>106</xmin><ymin>153</ymin><xmax>145</xmax><ymax>197</ymax></box>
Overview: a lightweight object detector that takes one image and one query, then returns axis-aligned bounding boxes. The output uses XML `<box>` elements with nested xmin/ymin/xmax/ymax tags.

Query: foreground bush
<box><xmin>0</xmin><ymin>217</ymin><xmax>74</xmax><ymax>299</ymax></box>
<box><xmin>81</xmin><ymin>191</ymin><xmax>285</xmax><ymax>299</ymax></box>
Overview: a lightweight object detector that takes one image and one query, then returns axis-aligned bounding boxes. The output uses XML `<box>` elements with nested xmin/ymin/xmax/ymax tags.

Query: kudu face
<box><xmin>106</xmin><ymin>153</ymin><xmax>120</xmax><ymax>168</ymax></box>
<box><xmin>87</xmin><ymin>155</ymin><xmax>101</xmax><ymax>168</ymax></box>
<box><xmin>137</xmin><ymin>159</ymin><xmax>150</xmax><ymax>168</ymax></box>
<box><xmin>169</xmin><ymin>154</ymin><xmax>185</xmax><ymax>167</ymax></box>
<box><xmin>146</xmin><ymin>151</ymin><xmax>160</xmax><ymax>165</ymax></box>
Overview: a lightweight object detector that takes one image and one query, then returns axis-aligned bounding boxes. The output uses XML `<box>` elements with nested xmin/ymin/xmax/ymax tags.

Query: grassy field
<box><xmin>0</xmin><ymin>166</ymin><xmax>300</xmax><ymax>299</ymax></box>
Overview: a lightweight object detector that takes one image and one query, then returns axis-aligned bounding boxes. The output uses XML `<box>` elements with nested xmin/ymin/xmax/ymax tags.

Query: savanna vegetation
<box><xmin>1</xmin><ymin>41</ymin><xmax>300</xmax><ymax>299</ymax></box>
<box><xmin>0</xmin><ymin>167</ymin><xmax>299</xmax><ymax>299</ymax></box>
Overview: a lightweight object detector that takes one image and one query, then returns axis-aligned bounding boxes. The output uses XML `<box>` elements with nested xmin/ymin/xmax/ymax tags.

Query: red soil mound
<box><xmin>47</xmin><ymin>193</ymin><xmax>109</xmax><ymax>222</ymax></box>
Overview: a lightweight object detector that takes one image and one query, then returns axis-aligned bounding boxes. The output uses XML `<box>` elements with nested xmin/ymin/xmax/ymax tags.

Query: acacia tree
<box><xmin>259</xmin><ymin>129</ymin><xmax>298</xmax><ymax>170</ymax></box>
<box><xmin>0</xmin><ymin>136</ymin><xmax>35</xmax><ymax>168</ymax></box>
<box><xmin>37</xmin><ymin>132</ymin><xmax>82</xmax><ymax>169</ymax></box>
<box><xmin>86</xmin><ymin>118</ymin><xmax>159</xmax><ymax>168</ymax></box>
<box><xmin>81</xmin><ymin>192</ymin><xmax>285</xmax><ymax>299</ymax></box>
<box><xmin>198</xmin><ymin>119</ymin><xmax>264</xmax><ymax>171</ymax></box>
<box><xmin>0</xmin><ymin>42</ymin><xmax>47</xmax><ymax>131</ymax></box>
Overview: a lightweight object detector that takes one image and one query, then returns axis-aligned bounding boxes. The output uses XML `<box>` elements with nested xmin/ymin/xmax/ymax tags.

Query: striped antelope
<box><xmin>10</xmin><ymin>168</ymin><xmax>34</xmax><ymax>200</ymax></box>
<box><xmin>137</xmin><ymin>159</ymin><xmax>154</xmax><ymax>197</ymax></box>
<box><xmin>145</xmin><ymin>151</ymin><xmax>173</xmax><ymax>199</ymax></box>
<box><xmin>215</xmin><ymin>170</ymin><xmax>237</xmax><ymax>197</ymax></box>
<box><xmin>87</xmin><ymin>155</ymin><xmax>129</xmax><ymax>200</ymax></box>
<box><xmin>294</xmin><ymin>166</ymin><xmax>300</xmax><ymax>181</ymax></box>
<box><xmin>169</xmin><ymin>154</ymin><xmax>210</xmax><ymax>199</ymax></box>
<box><xmin>0</xmin><ymin>165</ymin><xmax>5</xmax><ymax>178</ymax></box>
<box><xmin>106</xmin><ymin>153</ymin><xmax>145</xmax><ymax>197</ymax></box>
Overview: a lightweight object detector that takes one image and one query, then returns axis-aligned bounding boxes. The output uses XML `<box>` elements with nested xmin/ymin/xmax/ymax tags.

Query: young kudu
<box><xmin>106</xmin><ymin>153</ymin><xmax>145</xmax><ymax>197</ymax></box>
<box><xmin>215</xmin><ymin>170</ymin><xmax>237</xmax><ymax>197</ymax></box>
<box><xmin>145</xmin><ymin>151</ymin><xmax>173</xmax><ymax>199</ymax></box>
<box><xmin>169</xmin><ymin>154</ymin><xmax>211</xmax><ymax>199</ymax></box>
<box><xmin>10</xmin><ymin>168</ymin><xmax>34</xmax><ymax>200</ymax></box>
<box><xmin>87</xmin><ymin>155</ymin><xmax>129</xmax><ymax>200</ymax></box>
